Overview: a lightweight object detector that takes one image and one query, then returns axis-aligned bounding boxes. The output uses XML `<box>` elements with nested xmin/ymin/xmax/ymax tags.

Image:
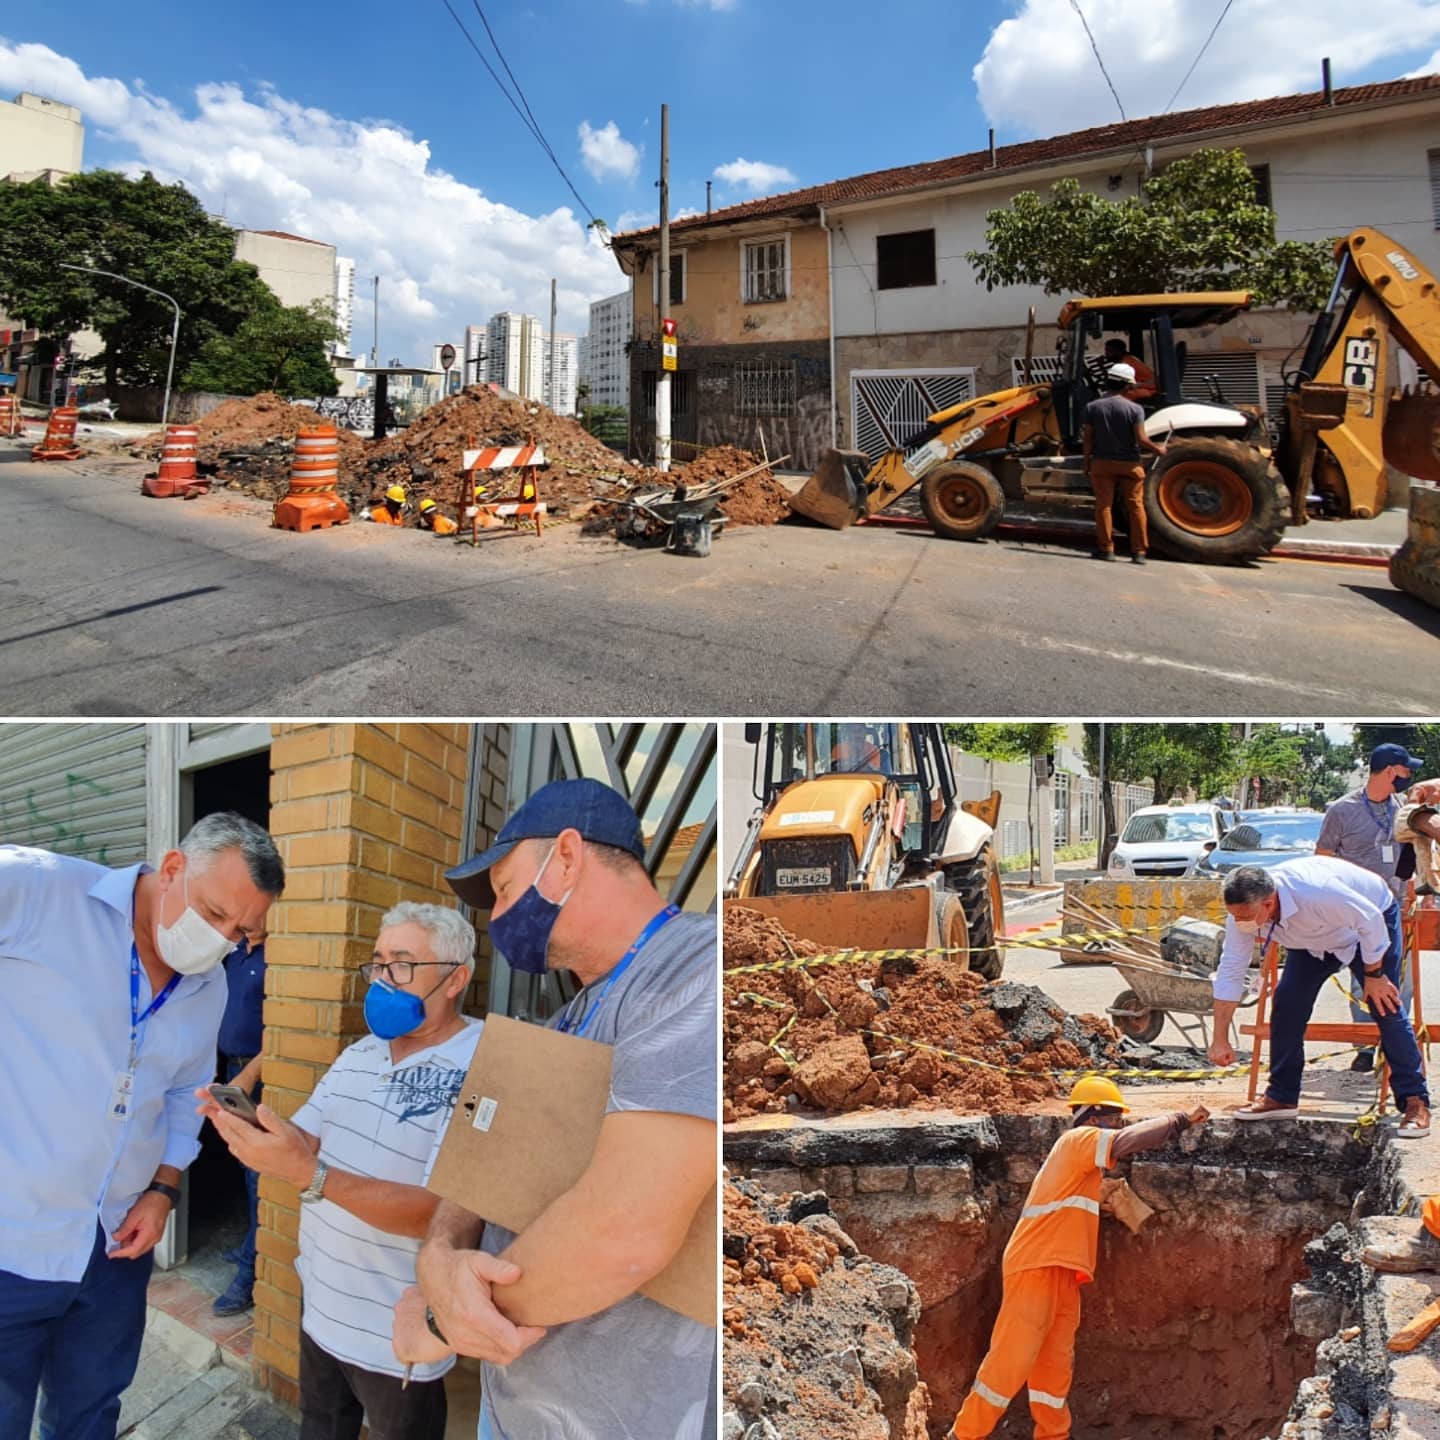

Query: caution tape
<box><xmin>723</xmin><ymin>922</ymin><xmax>1170</xmax><ymax>979</ymax></box>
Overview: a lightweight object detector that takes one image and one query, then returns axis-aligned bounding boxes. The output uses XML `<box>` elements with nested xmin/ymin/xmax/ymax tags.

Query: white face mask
<box><xmin>156</xmin><ymin>869</ymin><xmax>234</xmax><ymax>975</ymax></box>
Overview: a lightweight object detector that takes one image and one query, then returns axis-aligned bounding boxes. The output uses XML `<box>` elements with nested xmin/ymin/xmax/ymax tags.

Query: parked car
<box><xmin>1108</xmin><ymin>803</ymin><xmax>1232</xmax><ymax>878</ymax></box>
<box><xmin>1187</xmin><ymin>810</ymin><xmax>1323</xmax><ymax>877</ymax></box>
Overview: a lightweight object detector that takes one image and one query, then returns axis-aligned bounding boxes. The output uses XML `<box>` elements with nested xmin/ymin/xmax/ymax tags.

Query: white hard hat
<box><xmin>1106</xmin><ymin>362</ymin><xmax>1137</xmax><ymax>385</ymax></box>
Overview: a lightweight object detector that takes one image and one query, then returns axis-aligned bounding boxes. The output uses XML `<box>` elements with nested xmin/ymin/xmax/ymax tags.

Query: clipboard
<box><xmin>427</xmin><ymin>1014</ymin><xmax>716</xmax><ymax>1328</ymax></box>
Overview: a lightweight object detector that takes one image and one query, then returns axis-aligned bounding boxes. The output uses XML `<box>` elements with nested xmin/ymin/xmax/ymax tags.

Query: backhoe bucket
<box><xmin>787</xmin><ymin>448</ymin><xmax>869</xmax><ymax>529</ymax></box>
<box><xmin>724</xmin><ymin>888</ymin><xmax>938</xmax><ymax>954</ymax></box>
<box><xmin>1384</xmin><ymin>387</ymin><xmax>1440</xmax><ymax>483</ymax></box>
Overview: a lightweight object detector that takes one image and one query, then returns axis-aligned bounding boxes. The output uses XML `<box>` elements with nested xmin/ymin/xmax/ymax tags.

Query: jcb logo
<box><xmin>1343</xmin><ymin>337</ymin><xmax>1377</xmax><ymax>394</ymax></box>
<box><xmin>952</xmin><ymin>425</ymin><xmax>987</xmax><ymax>452</ymax></box>
<box><xmin>1387</xmin><ymin>250</ymin><xmax>1420</xmax><ymax>281</ymax></box>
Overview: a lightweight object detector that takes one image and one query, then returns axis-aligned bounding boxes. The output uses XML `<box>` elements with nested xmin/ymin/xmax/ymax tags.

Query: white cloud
<box><xmin>577</xmin><ymin>119</ymin><xmax>641</xmax><ymax>181</ymax></box>
<box><xmin>1406</xmin><ymin>45</ymin><xmax>1440</xmax><ymax>75</ymax></box>
<box><xmin>974</xmin><ymin>0</ymin><xmax>1440</xmax><ymax>139</ymax></box>
<box><xmin>0</xmin><ymin>41</ymin><xmax>626</xmax><ymax>364</ymax></box>
<box><xmin>711</xmin><ymin>157</ymin><xmax>797</xmax><ymax>192</ymax></box>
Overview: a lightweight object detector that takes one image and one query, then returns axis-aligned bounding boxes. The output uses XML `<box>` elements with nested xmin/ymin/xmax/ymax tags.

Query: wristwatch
<box><xmin>1363</xmin><ymin>963</ymin><xmax>1385</xmax><ymax>977</ymax></box>
<box><xmin>145</xmin><ymin>1180</ymin><xmax>182</xmax><ymax>1206</ymax></box>
<box><xmin>299</xmin><ymin>1159</ymin><xmax>330</xmax><ymax>1204</ymax></box>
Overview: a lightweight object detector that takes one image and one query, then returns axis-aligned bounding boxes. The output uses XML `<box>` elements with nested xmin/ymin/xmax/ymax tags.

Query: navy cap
<box><xmin>446</xmin><ymin>778</ymin><xmax>645</xmax><ymax>909</ymax></box>
<box><xmin>1370</xmin><ymin>742</ymin><xmax>1425</xmax><ymax>773</ymax></box>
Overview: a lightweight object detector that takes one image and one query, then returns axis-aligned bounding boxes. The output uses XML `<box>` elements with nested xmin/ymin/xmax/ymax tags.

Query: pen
<box><xmin>402</xmin><ymin>1362</ymin><xmax>413</xmax><ymax>1390</ymax></box>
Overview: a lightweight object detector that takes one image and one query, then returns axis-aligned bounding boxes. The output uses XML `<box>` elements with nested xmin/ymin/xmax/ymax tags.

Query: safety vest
<box><xmin>422</xmin><ymin>513</ymin><xmax>458</xmax><ymax>535</ymax></box>
<box><xmin>370</xmin><ymin>506</ymin><xmax>404</xmax><ymax>526</ymax></box>
<box><xmin>1002</xmin><ymin>1125</ymin><xmax>1116</xmax><ymax>1283</ymax></box>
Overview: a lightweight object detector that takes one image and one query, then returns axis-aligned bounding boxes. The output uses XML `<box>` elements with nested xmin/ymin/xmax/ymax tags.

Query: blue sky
<box><xmin>4</xmin><ymin>0</ymin><xmax>1438</xmax><ymax>364</ymax></box>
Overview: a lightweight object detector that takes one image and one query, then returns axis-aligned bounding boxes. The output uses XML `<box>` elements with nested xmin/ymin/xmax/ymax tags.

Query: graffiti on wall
<box><xmin>1</xmin><ymin>771</ymin><xmax>117</xmax><ymax>864</ymax></box>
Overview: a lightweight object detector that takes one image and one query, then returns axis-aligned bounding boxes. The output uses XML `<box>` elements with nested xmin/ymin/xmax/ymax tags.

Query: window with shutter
<box><xmin>1429</xmin><ymin>149</ymin><xmax>1440</xmax><ymax>229</ymax></box>
<box><xmin>743</xmin><ymin>237</ymin><xmax>787</xmax><ymax>303</ymax></box>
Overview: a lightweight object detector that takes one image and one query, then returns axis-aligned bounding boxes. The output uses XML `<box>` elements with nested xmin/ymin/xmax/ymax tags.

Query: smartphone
<box><xmin>208</xmin><ymin>1083</ymin><xmax>262</xmax><ymax>1126</ymax></box>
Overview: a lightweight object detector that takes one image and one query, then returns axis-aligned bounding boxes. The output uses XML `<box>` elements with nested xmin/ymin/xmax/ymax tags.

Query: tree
<box><xmin>1353</xmin><ymin>724</ymin><xmax>1440</xmax><ymax>778</ymax></box>
<box><xmin>1239</xmin><ymin>726</ymin><xmax>1309</xmax><ymax>807</ymax></box>
<box><xmin>0</xmin><ymin>170</ymin><xmax>272</xmax><ymax>393</ymax></box>
<box><xmin>185</xmin><ymin>298</ymin><xmax>340</xmax><ymax>398</ymax></box>
<box><xmin>1081</xmin><ymin>724</ymin><xmax>1242</xmax><ymax>861</ymax></box>
<box><xmin>967</xmin><ymin>148</ymin><xmax>1335</xmax><ymax>311</ymax></box>
<box><xmin>947</xmin><ymin>724</ymin><xmax>1066</xmax><ymax>884</ymax></box>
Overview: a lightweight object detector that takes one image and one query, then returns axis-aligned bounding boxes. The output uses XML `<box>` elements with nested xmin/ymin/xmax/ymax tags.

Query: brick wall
<box><xmin>251</xmin><ymin>721</ymin><xmax>475</xmax><ymax>1403</ymax></box>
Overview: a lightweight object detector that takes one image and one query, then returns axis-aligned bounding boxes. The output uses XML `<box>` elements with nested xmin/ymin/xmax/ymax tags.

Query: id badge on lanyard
<box><xmin>116</xmin><ymin>944</ymin><xmax>179</xmax><ymax>1121</ymax></box>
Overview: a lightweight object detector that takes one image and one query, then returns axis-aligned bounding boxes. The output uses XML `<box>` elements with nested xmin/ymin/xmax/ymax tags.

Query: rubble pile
<box><xmin>722</xmin><ymin>1179</ymin><xmax>929</xmax><ymax>1440</ymax></box>
<box><xmin>680</xmin><ymin>444</ymin><xmax>792</xmax><ymax>526</ymax></box>
<box><xmin>724</xmin><ymin>906</ymin><xmax>1125</xmax><ymax>1120</ymax></box>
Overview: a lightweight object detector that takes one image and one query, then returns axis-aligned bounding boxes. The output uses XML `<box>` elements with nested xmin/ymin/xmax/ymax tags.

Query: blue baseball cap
<box><xmin>446</xmin><ymin>777</ymin><xmax>645</xmax><ymax>909</ymax></box>
<box><xmin>1370</xmin><ymin>742</ymin><xmax>1424</xmax><ymax>773</ymax></box>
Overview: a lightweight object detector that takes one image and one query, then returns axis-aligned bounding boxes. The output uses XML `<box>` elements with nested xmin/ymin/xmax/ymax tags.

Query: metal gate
<box><xmin>0</xmin><ymin>723</ymin><xmax>149</xmax><ymax>865</ymax></box>
<box><xmin>481</xmin><ymin>722</ymin><xmax>717</xmax><ymax>1022</ymax></box>
<box><xmin>851</xmin><ymin>368</ymin><xmax>976</xmax><ymax>460</ymax></box>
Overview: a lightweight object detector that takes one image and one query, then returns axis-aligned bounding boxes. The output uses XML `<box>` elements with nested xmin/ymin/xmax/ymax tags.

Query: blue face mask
<box><xmin>488</xmin><ymin>843</ymin><xmax>573</xmax><ymax>976</ymax></box>
<box><xmin>1394</xmin><ymin>774</ymin><xmax>1412</xmax><ymax>793</ymax></box>
<box><xmin>364</xmin><ymin>971</ymin><xmax>457</xmax><ymax>1041</ymax></box>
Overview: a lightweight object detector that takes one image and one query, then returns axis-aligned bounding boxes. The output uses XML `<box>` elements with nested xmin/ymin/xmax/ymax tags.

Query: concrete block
<box><xmin>750</xmin><ymin>1167</ymin><xmax>805</xmax><ymax>1194</ymax></box>
<box><xmin>855</xmin><ymin>1165</ymin><xmax>913</xmax><ymax>1194</ymax></box>
<box><xmin>912</xmin><ymin>1163</ymin><xmax>974</xmax><ymax>1197</ymax></box>
<box><xmin>807</xmin><ymin>1165</ymin><xmax>856</xmax><ymax>1198</ymax></box>
<box><xmin>1290</xmin><ymin>1283</ymin><xmax>1344</xmax><ymax>1340</ymax></box>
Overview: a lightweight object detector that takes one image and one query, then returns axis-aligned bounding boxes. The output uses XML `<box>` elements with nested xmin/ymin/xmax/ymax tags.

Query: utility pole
<box><xmin>1096</xmin><ymin>722</ymin><xmax>1108</xmax><ymax>868</ymax></box>
<box><xmin>371</xmin><ymin>275</ymin><xmax>380</xmax><ymax>368</ymax></box>
<box><xmin>549</xmin><ymin>276</ymin><xmax>557</xmax><ymax>412</ymax></box>
<box><xmin>655</xmin><ymin>102</ymin><xmax>671</xmax><ymax>473</ymax></box>
<box><xmin>1035</xmin><ymin>752</ymin><xmax>1056</xmax><ymax>886</ymax></box>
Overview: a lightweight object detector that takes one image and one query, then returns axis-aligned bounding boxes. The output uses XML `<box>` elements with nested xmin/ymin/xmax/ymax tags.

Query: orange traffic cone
<box><xmin>30</xmin><ymin>405</ymin><xmax>82</xmax><ymax>461</ymax></box>
<box><xmin>0</xmin><ymin>394</ymin><xmax>20</xmax><ymax>438</ymax></box>
<box><xmin>273</xmin><ymin>425</ymin><xmax>350</xmax><ymax>532</ymax></box>
<box><xmin>142</xmin><ymin>424</ymin><xmax>206</xmax><ymax>498</ymax></box>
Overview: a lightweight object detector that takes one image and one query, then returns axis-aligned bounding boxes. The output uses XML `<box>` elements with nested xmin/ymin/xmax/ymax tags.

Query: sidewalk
<box><xmin>1003</xmin><ymin>855</ymin><xmax>1103</xmax><ymax>917</ymax></box>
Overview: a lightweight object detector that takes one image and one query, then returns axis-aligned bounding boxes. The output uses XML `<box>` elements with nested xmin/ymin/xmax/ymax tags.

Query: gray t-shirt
<box><xmin>479</xmin><ymin>909</ymin><xmax>717</xmax><ymax>1440</ymax></box>
<box><xmin>1085</xmin><ymin>393</ymin><xmax>1145</xmax><ymax>460</ymax></box>
<box><xmin>1317</xmin><ymin>787</ymin><xmax>1404</xmax><ymax>896</ymax></box>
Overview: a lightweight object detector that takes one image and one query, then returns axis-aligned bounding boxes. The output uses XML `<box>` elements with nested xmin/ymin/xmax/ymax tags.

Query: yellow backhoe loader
<box><xmin>792</xmin><ymin>226</ymin><xmax>1440</xmax><ymax>565</ymax></box>
<box><xmin>723</xmin><ymin>722</ymin><xmax>1007</xmax><ymax>978</ymax></box>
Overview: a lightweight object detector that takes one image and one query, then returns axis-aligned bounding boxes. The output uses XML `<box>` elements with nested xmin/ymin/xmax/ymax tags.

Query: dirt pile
<box><xmin>723</xmin><ymin>1179</ymin><xmax>929</xmax><ymax>1440</ymax></box>
<box><xmin>680</xmin><ymin>444</ymin><xmax>792</xmax><ymax>526</ymax></box>
<box><xmin>361</xmin><ymin>387</ymin><xmax>635</xmax><ymax>512</ymax></box>
<box><xmin>724</xmin><ymin>906</ymin><xmax>1124</xmax><ymax>1121</ymax></box>
<box><xmin>131</xmin><ymin>393</ymin><xmax>367</xmax><ymax>501</ymax></box>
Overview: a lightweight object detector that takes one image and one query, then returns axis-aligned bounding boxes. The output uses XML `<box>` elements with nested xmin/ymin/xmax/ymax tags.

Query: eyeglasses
<box><xmin>359</xmin><ymin>960</ymin><xmax>458</xmax><ymax>985</ymax></box>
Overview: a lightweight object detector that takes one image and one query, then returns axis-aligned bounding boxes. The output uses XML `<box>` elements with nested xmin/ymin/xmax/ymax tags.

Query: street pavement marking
<box><xmin>1026</xmin><ymin>635</ymin><xmax>1430</xmax><ymax>710</ymax></box>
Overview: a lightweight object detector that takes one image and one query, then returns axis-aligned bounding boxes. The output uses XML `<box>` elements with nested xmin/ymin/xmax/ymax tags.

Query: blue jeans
<box><xmin>1269</xmin><ymin>903</ymin><xmax>1429</xmax><ymax>1110</ymax></box>
<box><xmin>0</xmin><ymin>1223</ymin><xmax>154</xmax><ymax>1440</ymax></box>
<box><xmin>225</xmin><ymin>1055</ymin><xmax>260</xmax><ymax>1279</ymax></box>
<box><xmin>1348</xmin><ymin>949</ymin><xmax>1415</xmax><ymax>1033</ymax></box>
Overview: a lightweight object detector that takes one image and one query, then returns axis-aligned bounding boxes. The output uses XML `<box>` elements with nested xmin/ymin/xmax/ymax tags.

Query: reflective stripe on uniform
<box><xmin>972</xmin><ymin>1379</ymin><xmax>1011</xmax><ymax>1409</ymax></box>
<box><xmin>1096</xmin><ymin>1129</ymin><xmax>1111</xmax><ymax>1168</ymax></box>
<box><xmin>1020</xmin><ymin>1195</ymin><xmax>1101</xmax><ymax>1220</ymax></box>
<box><xmin>1029</xmin><ymin>1388</ymin><xmax>1068</xmax><ymax>1409</ymax></box>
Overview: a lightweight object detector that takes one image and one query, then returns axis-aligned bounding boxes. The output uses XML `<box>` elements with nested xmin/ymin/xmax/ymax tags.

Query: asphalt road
<box><xmin>4</xmin><ymin>448</ymin><xmax>1439</xmax><ymax>717</ymax></box>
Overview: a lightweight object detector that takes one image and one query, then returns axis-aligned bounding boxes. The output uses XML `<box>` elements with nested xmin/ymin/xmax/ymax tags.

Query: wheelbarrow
<box><xmin>1107</xmin><ymin>962</ymin><xmax>1257</xmax><ymax>1050</ymax></box>
<box><xmin>614</xmin><ymin>483</ymin><xmax>729</xmax><ymax>557</ymax></box>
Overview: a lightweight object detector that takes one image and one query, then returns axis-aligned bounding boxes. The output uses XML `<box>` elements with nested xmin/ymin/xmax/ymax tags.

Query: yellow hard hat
<box><xmin>1066</xmin><ymin>1076</ymin><xmax>1129</xmax><ymax>1112</ymax></box>
<box><xmin>522</xmin><ymin>482</ymin><xmax>535</xmax><ymax>500</ymax></box>
<box><xmin>474</xmin><ymin>484</ymin><xmax>489</xmax><ymax>499</ymax></box>
<box><xmin>419</xmin><ymin>497</ymin><xmax>437</xmax><ymax>512</ymax></box>
<box><xmin>384</xmin><ymin>484</ymin><xmax>406</xmax><ymax>503</ymax></box>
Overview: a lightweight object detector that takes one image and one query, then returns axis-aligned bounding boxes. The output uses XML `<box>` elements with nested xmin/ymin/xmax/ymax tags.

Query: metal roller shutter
<box><xmin>0</xmin><ymin>723</ymin><xmax>149</xmax><ymax>865</ymax></box>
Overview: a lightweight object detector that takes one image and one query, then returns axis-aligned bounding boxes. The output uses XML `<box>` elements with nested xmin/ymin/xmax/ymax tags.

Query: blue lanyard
<box><xmin>130</xmin><ymin>943</ymin><xmax>180</xmax><ymax>1071</ymax></box>
<box><xmin>1362</xmin><ymin>793</ymin><xmax>1395</xmax><ymax>840</ymax></box>
<box><xmin>557</xmin><ymin>905</ymin><xmax>680</xmax><ymax>1038</ymax></box>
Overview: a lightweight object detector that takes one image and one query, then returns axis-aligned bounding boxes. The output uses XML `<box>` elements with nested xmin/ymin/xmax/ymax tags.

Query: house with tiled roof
<box><xmin>610</xmin><ymin>73</ymin><xmax>1440</xmax><ymax>471</ymax></box>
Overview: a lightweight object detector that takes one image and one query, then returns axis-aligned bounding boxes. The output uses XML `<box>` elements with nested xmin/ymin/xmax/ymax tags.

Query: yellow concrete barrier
<box><xmin>1060</xmin><ymin>877</ymin><xmax>1223</xmax><ymax>964</ymax></box>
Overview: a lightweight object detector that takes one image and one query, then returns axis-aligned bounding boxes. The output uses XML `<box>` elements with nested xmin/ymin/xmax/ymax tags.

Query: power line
<box><xmin>439</xmin><ymin>0</ymin><xmax>602</xmax><ymax>226</ymax></box>
<box><xmin>471</xmin><ymin>1</ymin><xmax>551</xmax><ymax>166</ymax></box>
<box><xmin>1159</xmin><ymin>0</ymin><xmax>1237</xmax><ymax>117</ymax></box>
<box><xmin>1068</xmin><ymin>0</ymin><xmax>1127</xmax><ymax>121</ymax></box>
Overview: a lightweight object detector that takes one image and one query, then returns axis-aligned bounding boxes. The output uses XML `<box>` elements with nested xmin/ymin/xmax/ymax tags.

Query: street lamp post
<box><xmin>58</xmin><ymin>264</ymin><xmax>182</xmax><ymax>426</ymax></box>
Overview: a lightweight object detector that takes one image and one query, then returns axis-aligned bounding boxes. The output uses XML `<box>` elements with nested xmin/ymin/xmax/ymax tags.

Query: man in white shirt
<box><xmin>0</xmin><ymin>813</ymin><xmax>284</xmax><ymax>1440</ymax></box>
<box><xmin>1207</xmin><ymin>857</ymin><xmax>1430</xmax><ymax>1135</ymax></box>
<box><xmin>201</xmin><ymin>901</ymin><xmax>481</xmax><ymax>1440</ymax></box>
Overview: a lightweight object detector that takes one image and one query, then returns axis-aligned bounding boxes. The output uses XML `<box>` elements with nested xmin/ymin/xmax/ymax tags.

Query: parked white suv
<box><xmin>1108</xmin><ymin>803</ymin><xmax>1231</xmax><ymax>878</ymax></box>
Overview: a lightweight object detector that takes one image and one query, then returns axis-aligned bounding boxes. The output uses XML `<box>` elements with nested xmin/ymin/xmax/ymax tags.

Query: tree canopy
<box><xmin>967</xmin><ymin>148</ymin><xmax>1335</xmax><ymax>311</ymax></box>
<box><xmin>0</xmin><ymin>170</ymin><xmax>290</xmax><ymax>392</ymax></box>
<box><xmin>945</xmin><ymin>723</ymin><xmax>1066</xmax><ymax>764</ymax></box>
<box><xmin>185</xmin><ymin>298</ymin><xmax>339</xmax><ymax>398</ymax></box>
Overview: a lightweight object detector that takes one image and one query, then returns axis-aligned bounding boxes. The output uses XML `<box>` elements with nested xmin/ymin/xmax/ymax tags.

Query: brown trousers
<box><xmin>1090</xmin><ymin>460</ymin><xmax>1148</xmax><ymax>554</ymax></box>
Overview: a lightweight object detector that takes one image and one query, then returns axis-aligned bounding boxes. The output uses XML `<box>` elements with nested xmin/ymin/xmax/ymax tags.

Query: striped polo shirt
<box><xmin>292</xmin><ymin>1018</ymin><xmax>482</xmax><ymax>1379</ymax></box>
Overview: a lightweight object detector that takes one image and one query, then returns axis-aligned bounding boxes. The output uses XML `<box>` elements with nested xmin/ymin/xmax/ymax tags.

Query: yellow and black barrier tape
<box><xmin>723</xmin><ymin>922</ymin><xmax>1169</xmax><ymax>979</ymax></box>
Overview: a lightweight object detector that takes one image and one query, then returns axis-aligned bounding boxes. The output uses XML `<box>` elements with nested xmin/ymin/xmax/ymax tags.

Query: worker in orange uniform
<box><xmin>1102</xmin><ymin>338</ymin><xmax>1156</xmax><ymax>401</ymax></box>
<box><xmin>949</xmin><ymin>1077</ymin><xmax>1208</xmax><ymax>1440</ymax></box>
<box><xmin>369</xmin><ymin>484</ymin><xmax>407</xmax><ymax>525</ymax></box>
<box><xmin>1363</xmin><ymin>1196</ymin><xmax>1440</xmax><ymax>1272</ymax></box>
<box><xmin>417</xmin><ymin>497</ymin><xmax>457</xmax><ymax>536</ymax></box>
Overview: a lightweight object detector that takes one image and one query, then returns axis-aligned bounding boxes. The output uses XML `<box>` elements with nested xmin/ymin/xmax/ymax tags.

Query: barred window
<box><xmin>735</xmin><ymin>359</ymin><xmax>796</xmax><ymax>417</ymax></box>
<box><xmin>743</xmin><ymin>237</ymin><xmax>787</xmax><ymax>303</ymax></box>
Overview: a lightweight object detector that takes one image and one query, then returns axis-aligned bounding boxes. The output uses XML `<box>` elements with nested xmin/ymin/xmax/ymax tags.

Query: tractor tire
<box><xmin>944</xmin><ymin>845</ymin><xmax>1004</xmax><ymax>980</ymax></box>
<box><xmin>920</xmin><ymin>462</ymin><xmax>1005</xmax><ymax>542</ymax></box>
<box><xmin>933</xmin><ymin>889</ymin><xmax>971</xmax><ymax>970</ymax></box>
<box><xmin>1144</xmin><ymin>437</ymin><xmax>1289</xmax><ymax>564</ymax></box>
